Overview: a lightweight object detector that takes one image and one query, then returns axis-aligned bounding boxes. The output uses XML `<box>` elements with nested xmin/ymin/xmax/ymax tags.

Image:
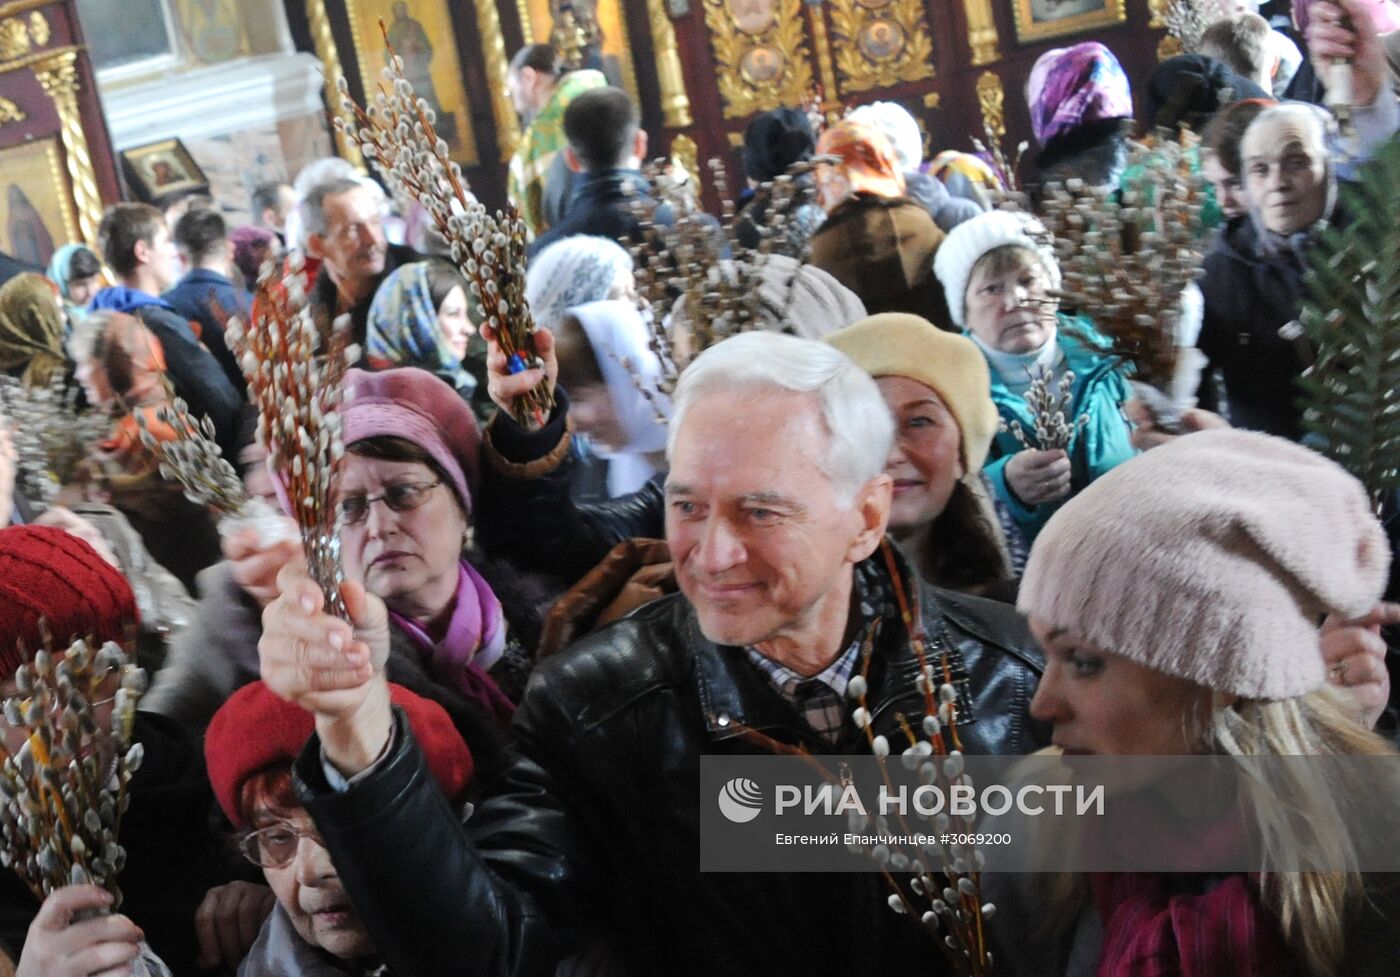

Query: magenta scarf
<box><xmin>390</xmin><ymin>560</ymin><xmax>515</xmax><ymax>728</ymax></box>
<box><xmin>1090</xmin><ymin>873</ymin><xmax>1296</xmax><ymax>977</ymax></box>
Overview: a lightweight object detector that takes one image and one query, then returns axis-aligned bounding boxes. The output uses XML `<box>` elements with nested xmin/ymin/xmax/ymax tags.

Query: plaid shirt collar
<box><xmin>744</xmin><ymin>558</ymin><xmax>891</xmax><ymax>703</ymax></box>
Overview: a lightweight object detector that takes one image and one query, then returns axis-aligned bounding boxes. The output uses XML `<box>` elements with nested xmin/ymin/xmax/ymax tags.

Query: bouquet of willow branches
<box><xmin>0</xmin><ymin>637</ymin><xmax>145</xmax><ymax>904</ymax></box>
<box><xmin>133</xmin><ymin>398</ymin><xmax>292</xmax><ymax>546</ymax></box>
<box><xmin>332</xmin><ymin>22</ymin><xmax>552</xmax><ymax>428</ymax></box>
<box><xmin>225</xmin><ymin>258</ymin><xmax>351</xmax><ymax>619</ymax></box>
<box><xmin>1038</xmin><ymin>136</ymin><xmax>1208</xmax><ymax>397</ymax></box>
<box><xmin>729</xmin><ymin>542</ymin><xmax>997</xmax><ymax>976</ymax></box>
<box><xmin>625</xmin><ymin>155</ymin><xmax>812</xmax><ymax>397</ymax></box>
<box><xmin>1002</xmin><ymin>367</ymin><xmax>1088</xmax><ymax>453</ymax></box>
<box><xmin>0</xmin><ymin>374</ymin><xmax>108</xmax><ymax>508</ymax></box>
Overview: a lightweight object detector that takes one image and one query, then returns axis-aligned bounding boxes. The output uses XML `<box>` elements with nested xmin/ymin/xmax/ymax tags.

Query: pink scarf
<box><xmin>390</xmin><ymin>560</ymin><xmax>515</xmax><ymax>728</ymax></box>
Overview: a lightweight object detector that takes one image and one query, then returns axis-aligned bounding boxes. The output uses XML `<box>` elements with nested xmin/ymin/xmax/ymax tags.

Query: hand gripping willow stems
<box><xmin>0</xmin><ymin>636</ymin><xmax>145</xmax><ymax>907</ymax></box>
<box><xmin>225</xmin><ymin>258</ymin><xmax>351</xmax><ymax>620</ymax></box>
<box><xmin>332</xmin><ymin>21</ymin><xmax>552</xmax><ymax>428</ymax></box>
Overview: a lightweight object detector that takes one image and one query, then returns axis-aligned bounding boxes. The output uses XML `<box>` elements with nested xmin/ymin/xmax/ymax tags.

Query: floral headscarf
<box><xmin>525</xmin><ymin>236</ymin><xmax>634</xmax><ymax>331</ymax></box>
<box><xmin>1026</xmin><ymin>42</ymin><xmax>1132</xmax><ymax>147</ymax></box>
<box><xmin>815</xmin><ymin>120</ymin><xmax>906</xmax><ymax>212</ymax></box>
<box><xmin>0</xmin><ymin>272</ymin><xmax>66</xmax><ymax>388</ymax></box>
<box><xmin>366</xmin><ymin>262</ymin><xmax>474</xmax><ymax>393</ymax></box>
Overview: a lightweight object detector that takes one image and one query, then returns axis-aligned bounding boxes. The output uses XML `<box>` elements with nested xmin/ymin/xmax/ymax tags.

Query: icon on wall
<box><xmin>1012</xmin><ymin>0</ymin><xmax>1126</xmax><ymax>43</ymax></box>
<box><xmin>120</xmin><ymin>138</ymin><xmax>210</xmax><ymax>204</ymax></box>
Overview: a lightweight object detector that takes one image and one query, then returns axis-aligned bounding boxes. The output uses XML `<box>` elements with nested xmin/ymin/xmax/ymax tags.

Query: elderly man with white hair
<box><xmin>255</xmin><ymin>331</ymin><xmax>1046</xmax><ymax>976</ymax></box>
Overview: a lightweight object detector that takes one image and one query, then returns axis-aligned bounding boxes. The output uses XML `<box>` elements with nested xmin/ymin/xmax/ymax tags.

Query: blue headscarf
<box><xmin>45</xmin><ymin>243</ymin><xmax>98</xmax><ymax>329</ymax></box>
<box><xmin>366</xmin><ymin>262</ymin><xmax>475</xmax><ymax>395</ymax></box>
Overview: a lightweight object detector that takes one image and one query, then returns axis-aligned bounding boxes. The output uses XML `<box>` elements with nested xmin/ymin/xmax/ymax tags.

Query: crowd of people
<box><xmin>0</xmin><ymin>0</ymin><xmax>1397</xmax><ymax>972</ymax></box>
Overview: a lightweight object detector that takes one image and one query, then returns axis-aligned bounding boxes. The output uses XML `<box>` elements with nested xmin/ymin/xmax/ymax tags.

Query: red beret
<box><xmin>205</xmin><ymin>681</ymin><xmax>475</xmax><ymax>827</ymax></box>
<box><xmin>0</xmin><ymin>525</ymin><xmax>137</xmax><ymax>676</ymax></box>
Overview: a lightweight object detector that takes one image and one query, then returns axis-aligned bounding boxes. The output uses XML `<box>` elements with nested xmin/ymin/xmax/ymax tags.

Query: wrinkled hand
<box><xmin>482</xmin><ymin>322</ymin><xmax>557</xmax><ymax>431</ymax></box>
<box><xmin>1308</xmin><ymin>0</ymin><xmax>1386</xmax><ymax>107</ymax></box>
<box><xmin>1320</xmin><ymin>602</ymin><xmax>1400</xmax><ymax>729</ymax></box>
<box><xmin>15</xmin><ymin>885</ymin><xmax>142</xmax><ymax>977</ymax></box>
<box><xmin>195</xmin><ymin>881</ymin><xmax>275</xmax><ymax>972</ymax></box>
<box><xmin>1005</xmin><ymin>449</ymin><xmax>1071</xmax><ymax>506</ymax></box>
<box><xmin>33</xmin><ymin>507</ymin><xmax>122</xmax><ymax>569</ymax></box>
<box><xmin>224</xmin><ymin>527</ymin><xmax>303</xmax><ymax>608</ymax></box>
<box><xmin>1124</xmin><ymin>400</ymin><xmax>1230</xmax><ymax>452</ymax></box>
<box><xmin>258</xmin><ymin>563</ymin><xmax>392</xmax><ymax>776</ymax></box>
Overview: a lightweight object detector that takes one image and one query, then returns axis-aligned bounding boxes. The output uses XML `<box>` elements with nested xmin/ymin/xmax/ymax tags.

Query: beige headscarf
<box><xmin>0</xmin><ymin>272</ymin><xmax>66</xmax><ymax>388</ymax></box>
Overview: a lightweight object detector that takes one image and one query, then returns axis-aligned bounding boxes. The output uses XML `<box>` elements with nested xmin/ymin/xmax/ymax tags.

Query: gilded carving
<box><xmin>1157</xmin><ymin>35</ymin><xmax>1184</xmax><ymax>60</ymax></box>
<box><xmin>704</xmin><ymin>0</ymin><xmax>813</xmax><ymax>120</ymax></box>
<box><xmin>304</xmin><ymin>0</ymin><xmax>365</xmax><ymax>169</ymax></box>
<box><xmin>670</xmin><ymin>132</ymin><xmax>699</xmax><ymax>190</ymax></box>
<box><xmin>0</xmin><ymin>16</ymin><xmax>27</xmax><ymax>59</ymax></box>
<box><xmin>961</xmin><ymin>0</ymin><xmax>1000</xmax><ymax>66</ymax></box>
<box><xmin>646</xmin><ymin>0</ymin><xmax>694</xmax><ymax>127</ymax></box>
<box><xmin>1147</xmin><ymin>0</ymin><xmax>1168</xmax><ymax>28</ymax></box>
<box><xmin>32</xmin><ymin>51</ymin><xmax>104</xmax><ymax>249</ymax></box>
<box><xmin>806</xmin><ymin>0</ymin><xmax>841</xmax><ymax>120</ymax></box>
<box><xmin>0</xmin><ymin>96</ymin><xmax>24</xmax><ymax>124</ymax></box>
<box><xmin>472</xmin><ymin>0</ymin><xmax>521</xmax><ymax>163</ymax></box>
<box><xmin>976</xmin><ymin>70</ymin><xmax>1005</xmax><ymax>139</ymax></box>
<box><xmin>26</xmin><ymin>10</ymin><xmax>46</xmax><ymax>46</ymax></box>
<box><xmin>827</xmin><ymin>0</ymin><xmax>933</xmax><ymax>93</ymax></box>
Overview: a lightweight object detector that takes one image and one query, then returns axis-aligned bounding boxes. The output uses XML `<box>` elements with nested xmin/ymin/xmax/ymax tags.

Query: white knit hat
<box><xmin>932</xmin><ymin>210</ymin><xmax>1061</xmax><ymax>328</ymax></box>
<box><xmin>1018</xmin><ymin>429</ymin><xmax>1390</xmax><ymax>700</ymax></box>
<box><xmin>847</xmin><ymin>102</ymin><xmax>924</xmax><ymax>173</ymax></box>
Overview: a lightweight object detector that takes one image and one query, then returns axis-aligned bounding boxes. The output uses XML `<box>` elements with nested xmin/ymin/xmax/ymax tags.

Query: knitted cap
<box><xmin>0</xmin><ymin>526</ymin><xmax>137</xmax><ymax>675</ymax></box>
<box><xmin>342</xmin><ymin>367</ymin><xmax>481</xmax><ymax>514</ymax></box>
<box><xmin>932</xmin><ymin>210</ymin><xmax>1062</xmax><ymax>329</ymax></box>
<box><xmin>826</xmin><ymin>313</ymin><xmax>997</xmax><ymax>473</ymax></box>
<box><xmin>1018</xmin><ymin>430</ymin><xmax>1390</xmax><ymax>699</ymax></box>
<box><xmin>205</xmin><ymin>680</ymin><xmax>475</xmax><ymax>827</ymax></box>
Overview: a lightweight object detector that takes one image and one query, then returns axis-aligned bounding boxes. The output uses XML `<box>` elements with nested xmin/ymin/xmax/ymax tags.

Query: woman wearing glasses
<box><xmin>147</xmin><ymin>367</ymin><xmax>537</xmax><ymax>758</ymax></box>
<box><xmin>205</xmin><ymin>679</ymin><xmax>474</xmax><ymax>977</ymax></box>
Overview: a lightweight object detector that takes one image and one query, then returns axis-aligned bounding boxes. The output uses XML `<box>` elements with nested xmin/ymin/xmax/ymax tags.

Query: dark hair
<box><xmin>743</xmin><ymin>108</ymin><xmax>816</xmax><ymax>183</ymax></box>
<box><xmin>67</xmin><ymin>247</ymin><xmax>102</xmax><ymax>281</ymax></box>
<box><xmin>1202</xmin><ymin>97</ymin><xmax>1273</xmax><ymax>176</ymax></box>
<box><xmin>563</xmin><ymin>87</ymin><xmax>639</xmax><ymax>171</ymax></box>
<box><xmin>97</xmin><ymin>203</ymin><xmax>164</xmax><ymax>277</ymax></box>
<box><xmin>173</xmin><ymin>206</ymin><xmax>228</xmax><ymax>263</ymax></box>
<box><xmin>921</xmin><ymin>481</ymin><xmax>1011</xmax><ymax>594</ymax></box>
<box><xmin>510</xmin><ymin>43</ymin><xmax>559</xmax><ymax>76</ymax></box>
<box><xmin>553</xmin><ymin>313</ymin><xmax>606</xmax><ymax>390</ymax></box>
<box><xmin>251</xmin><ymin>182</ymin><xmax>289</xmax><ymax>221</ymax></box>
<box><xmin>346</xmin><ymin>435</ymin><xmax>465</xmax><ymax>517</ymax></box>
<box><xmin>422</xmin><ymin>258</ymin><xmax>468</xmax><ymax>312</ymax></box>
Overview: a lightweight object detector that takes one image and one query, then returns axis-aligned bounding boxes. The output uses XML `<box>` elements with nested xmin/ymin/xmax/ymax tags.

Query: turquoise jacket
<box><xmin>980</xmin><ymin>315</ymin><xmax>1137</xmax><ymax>543</ymax></box>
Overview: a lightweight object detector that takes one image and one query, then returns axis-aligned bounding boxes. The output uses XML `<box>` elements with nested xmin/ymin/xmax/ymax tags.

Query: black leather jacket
<box><xmin>295</xmin><ymin>560</ymin><xmax>1047</xmax><ymax>977</ymax></box>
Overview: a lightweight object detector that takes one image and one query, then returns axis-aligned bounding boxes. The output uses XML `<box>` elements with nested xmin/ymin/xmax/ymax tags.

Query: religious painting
<box><xmin>525</xmin><ymin>0</ymin><xmax>640</xmax><ymax>101</ymax></box>
<box><xmin>121</xmin><ymin>138</ymin><xmax>209</xmax><ymax>202</ymax></box>
<box><xmin>740</xmin><ymin>44</ymin><xmax>785</xmax><ymax>84</ymax></box>
<box><xmin>858</xmin><ymin>18</ymin><xmax>906</xmax><ymax>60</ymax></box>
<box><xmin>346</xmin><ymin>0</ymin><xmax>478</xmax><ymax>165</ymax></box>
<box><xmin>174</xmin><ymin>0</ymin><xmax>250</xmax><ymax>64</ymax></box>
<box><xmin>0</xmin><ymin>139</ymin><xmax>78</xmax><ymax>268</ymax></box>
<box><xmin>726</xmin><ymin>0</ymin><xmax>778</xmax><ymax>33</ymax></box>
<box><xmin>1012</xmin><ymin>0</ymin><xmax>1126</xmax><ymax>43</ymax></box>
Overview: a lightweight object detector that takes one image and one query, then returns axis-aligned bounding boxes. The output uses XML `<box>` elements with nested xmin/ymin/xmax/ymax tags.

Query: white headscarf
<box><xmin>526</xmin><ymin>236</ymin><xmax>634</xmax><ymax>331</ymax></box>
<box><xmin>568</xmin><ymin>299</ymin><xmax>670</xmax><ymax>496</ymax></box>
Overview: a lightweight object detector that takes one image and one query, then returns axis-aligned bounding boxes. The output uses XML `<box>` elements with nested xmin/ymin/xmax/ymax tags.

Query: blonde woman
<box><xmin>991</xmin><ymin>428</ymin><xmax>1398</xmax><ymax>976</ymax></box>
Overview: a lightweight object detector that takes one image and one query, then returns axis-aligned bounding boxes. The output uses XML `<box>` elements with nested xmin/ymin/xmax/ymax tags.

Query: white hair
<box><xmin>666</xmin><ymin>331</ymin><xmax>894</xmax><ymax>505</ymax></box>
<box><xmin>847</xmin><ymin>101</ymin><xmax>923</xmax><ymax>173</ymax></box>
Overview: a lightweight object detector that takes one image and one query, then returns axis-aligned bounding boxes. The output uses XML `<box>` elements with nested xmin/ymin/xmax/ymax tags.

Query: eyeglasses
<box><xmin>337</xmin><ymin>480</ymin><xmax>441</xmax><ymax>525</ymax></box>
<box><xmin>239</xmin><ymin>821</ymin><xmax>327</xmax><ymax>868</ymax></box>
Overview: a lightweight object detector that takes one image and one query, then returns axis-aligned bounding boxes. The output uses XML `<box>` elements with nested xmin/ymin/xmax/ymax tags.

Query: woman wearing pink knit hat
<box><xmin>992</xmin><ymin>428</ymin><xmax>1399</xmax><ymax>976</ymax></box>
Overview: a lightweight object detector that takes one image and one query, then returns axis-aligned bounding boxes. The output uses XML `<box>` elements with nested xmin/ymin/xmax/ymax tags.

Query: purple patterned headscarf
<box><xmin>1026</xmin><ymin>42</ymin><xmax>1132</xmax><ymax>147</ymax></box>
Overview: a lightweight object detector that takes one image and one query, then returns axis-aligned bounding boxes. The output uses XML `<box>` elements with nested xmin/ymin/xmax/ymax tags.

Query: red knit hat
<box><xmin>205</xmin><ymin>680</ymin><xmax>475</xmax><ymax>827</ymax></box>
<box><xmin>0</xmin><ymin>525</ymin><xmax>137</xmax><ymax>676</ymax></box>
